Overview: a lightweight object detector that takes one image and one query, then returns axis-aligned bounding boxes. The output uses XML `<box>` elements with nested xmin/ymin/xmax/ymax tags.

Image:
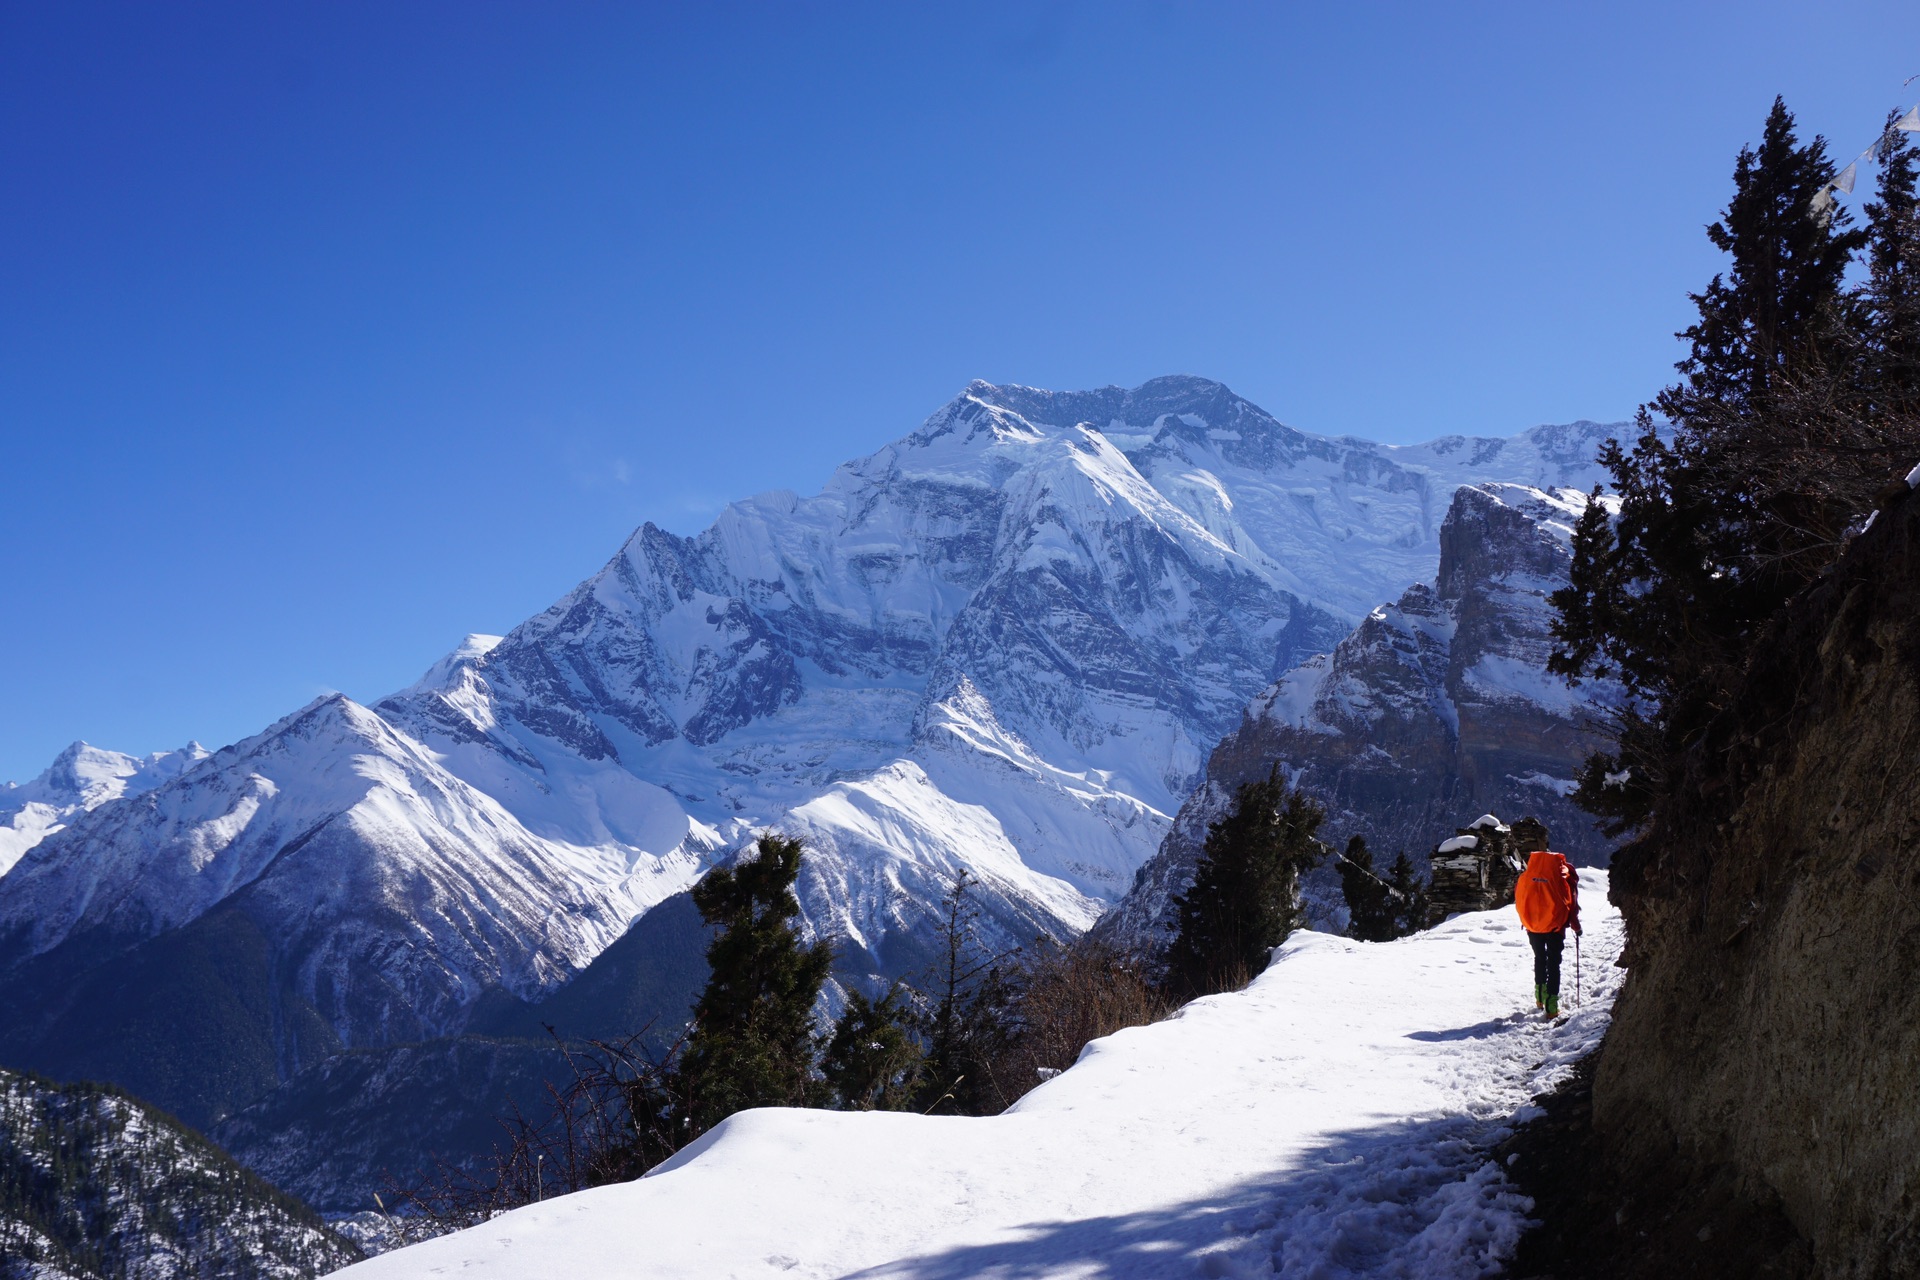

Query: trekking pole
<box><xmin>1568</xmin><ymin>932</ymin><xmax>1578</xmax><ymax>1010</ymax></box>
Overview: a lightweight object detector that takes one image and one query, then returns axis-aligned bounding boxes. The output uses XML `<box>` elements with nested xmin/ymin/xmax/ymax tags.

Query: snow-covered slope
<box><xmin>1102</xmin><ymin>483</ymin><xmax>1620</xmax><ymax>950</ymax></box>
<box><xmin>342</xmin><ymin>876</ymin><xmax>1623</xmax><ymax>1280</ymax></box>
<box><xmin>0</xmin><ymin>741</ymin><xmax>206</xmax><ymax>876</ymax></box>
<box><xmin>0</xmin><ymin>695</ymin><xmax>703</xmax><ymax>1058</ymax></box>
<box><xmin>366</xmin><ymin>379</ymin><xmax>1624</xmax><ymax>984</ymax></box>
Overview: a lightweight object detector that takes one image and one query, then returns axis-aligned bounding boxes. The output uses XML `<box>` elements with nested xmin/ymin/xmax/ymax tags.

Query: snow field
<box><xmin>343</xmin><ymin>874</ymin><xmax>1623</xmax><ymax>1279</ymax></box>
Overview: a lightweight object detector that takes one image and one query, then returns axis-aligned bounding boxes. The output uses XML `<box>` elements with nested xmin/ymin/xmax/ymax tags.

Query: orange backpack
<box><xmin>1514</xmin><ymin>850</ymin><xmax>1575</xmax><ymax>933</ymax></box>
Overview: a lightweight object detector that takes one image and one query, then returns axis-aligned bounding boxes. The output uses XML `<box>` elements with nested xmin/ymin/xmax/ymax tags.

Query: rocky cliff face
<box><xmin>1101</xmin><ymin>484</ymin><xmax>1618</xmax><ymax>949</ymax></box>
<box><xmin>1594</xmin><ymin>483</ymin><xmax>1920</xmax><ymax>1278</ymax></box>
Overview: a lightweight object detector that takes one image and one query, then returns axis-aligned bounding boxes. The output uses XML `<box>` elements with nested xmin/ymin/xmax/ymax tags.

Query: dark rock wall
<box><xmin>1596</xmin><ymin>486</ymin><xmax>1920</xmax><ymax>1278</ymax></box>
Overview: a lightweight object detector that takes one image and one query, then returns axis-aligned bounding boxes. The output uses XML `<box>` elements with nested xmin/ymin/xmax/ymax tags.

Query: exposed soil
<box><xmin>1498</xmin><ymin>1046</ymin><xmax>1812</xmax><ymax>1280</ymax></box>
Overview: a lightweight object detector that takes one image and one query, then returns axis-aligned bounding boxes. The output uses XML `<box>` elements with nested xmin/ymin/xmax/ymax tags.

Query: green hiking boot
<box><xmin>1544</xmin><ymin>992</ymin><xmax>1560</xmax><ymax>1018</ymax></box>
<box><xmin>1533</xmin><ymin>982</ymin><xmax>1546</xmax><ymax>1009</ymax></box>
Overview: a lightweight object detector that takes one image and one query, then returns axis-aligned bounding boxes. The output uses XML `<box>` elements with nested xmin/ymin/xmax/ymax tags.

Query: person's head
<box><xmin>1511</xmin><ymin>816</ymin><xmax>1550</xmax><ymax>853</ymax></box>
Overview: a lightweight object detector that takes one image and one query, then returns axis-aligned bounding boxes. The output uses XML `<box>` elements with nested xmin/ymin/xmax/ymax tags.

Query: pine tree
<box><xmin>913</xmin><ymin>872</ymin><xmax>1014</xmax><ymax>1116</ymax></box>
<box><xmin>1666</xmin><ymin>97</ymin><xmax>1861</xmax><ymax>418</ymax></box>
<box><xmin>1162</xmin><ymin>772</ymin><xmax>1327</xmax><ymax>999</ymax></box>
<box><xmin>1386</xmin><ymin>853</ymin><xmax>1427</xmax><ymax>937</ymax></box>
<box><xmin>820</xmin><ymin>984</ymin><xmax>923</xmax><ymax>1111</ymax></box>
<box><xmin>1551</xmin><ymin>98</ymin><xmax>1887</xmax><ymax>835</ymax></box>
<box><xmin>1337</xmin><ymin>835</ymin><xmax>1399</xmax><ymax>943</ymax></box>
<box><xmin>676</xmin><ymin>834</ymin><xmax>833</xmax><ymax>1135</ymax></box>
<box><xmin>1861</xmin><ymin>114</ymin><xmax>1920</xmax><ymax>421</ymax></box>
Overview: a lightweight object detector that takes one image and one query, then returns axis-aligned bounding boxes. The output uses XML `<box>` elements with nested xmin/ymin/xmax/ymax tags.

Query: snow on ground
<box><xmin>340</xmin><ymin>875</ymin><xmax>1623</xmax><ymax>1280</ymax></box>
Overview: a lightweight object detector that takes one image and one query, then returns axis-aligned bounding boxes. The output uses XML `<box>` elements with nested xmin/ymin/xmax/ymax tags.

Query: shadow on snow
<box><xmin>842</xmin><ymin>1113</ymin><xmax>1533</xmax><ymax>1280</ymax></box>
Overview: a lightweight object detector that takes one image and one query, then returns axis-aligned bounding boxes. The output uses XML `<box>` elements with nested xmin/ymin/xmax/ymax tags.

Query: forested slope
<box><xmin>0</xmin><ymin>1066</ymin><xmax>359</xmax><ymax>1278</ymax></box>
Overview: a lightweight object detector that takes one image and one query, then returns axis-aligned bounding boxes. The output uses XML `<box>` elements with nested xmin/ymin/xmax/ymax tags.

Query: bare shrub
<box><xmin>378</xmin><ymin>1025</ymin><xmax>690</xmax><ymax>1241</ymax></box>
<box><xmin>968</xmin><ymin>935</ymin><xmax>1172</xmax><ymax>1113</ymax></box>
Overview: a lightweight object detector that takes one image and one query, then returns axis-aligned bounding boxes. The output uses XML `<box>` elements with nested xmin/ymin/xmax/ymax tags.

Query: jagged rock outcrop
<box><xmin>1594</xmin><ymin>482</ymin><xmax>1920</xmax><ymax>1277</ymax></box>
<box><xmin>1101</xmin><ymin>484</ymin><xmax>1618</xmax><ymax>949</ymax></box>
<box><xmin>0</xmin><ymin>1066</ymin><xmax>358</xmax><ymax>1278</ymax></box>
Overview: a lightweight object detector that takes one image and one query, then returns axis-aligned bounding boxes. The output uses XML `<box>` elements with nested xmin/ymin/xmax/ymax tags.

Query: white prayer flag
<box><xmin>1811</xmin><ymin>186</ymin><xmax>1835</xmax><ymax>215</ymax></box>
<box><xmin>1835</xmin><ymin>162</ymin><xmax>1858</xmax><ymax>194</ymax></box>
<box><xmin>1897</xmin><ymin>106</ymin><xmax>1920</xmax><ymax>133</ymax></box>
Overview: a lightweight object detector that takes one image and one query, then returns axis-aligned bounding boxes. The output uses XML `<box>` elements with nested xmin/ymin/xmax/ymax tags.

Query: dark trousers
<box><xmin>1528</xmin><ymin>929</ymin><xmax>1565</xmax><ymax>996</ymax></box>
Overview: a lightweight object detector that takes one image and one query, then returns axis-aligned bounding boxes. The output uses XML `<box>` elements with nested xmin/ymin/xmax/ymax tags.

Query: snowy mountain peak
<box><xmin>404</xmin><ymin>633</ymin><xmax>505</xmax><ymax>696</ymax></box>
<box><xmin>0</xmin><ymin>739</ymin><xmax>210</xmax><ymax>877</ymax></box>
<box><xmin>4</xmin><ymin>739</ymin><xmax>207</xmax><ymax>806</ymax></box>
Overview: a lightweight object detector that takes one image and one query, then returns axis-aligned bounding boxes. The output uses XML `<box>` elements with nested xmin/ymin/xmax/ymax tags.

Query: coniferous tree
<box><xmin>1162</xmin><ymin>772</ymin><xmax>1327</xmax><ymax>999</ymax></box>
<box><xmin>1860</xmin><ymin>115</ymin><xmax>1920</xmax><ymax>420</ymax></box>
<box><xmin>676</xmin><ymin>834</ymin><xmax>833</xmax><ymax>1134</ymax></box>
<box><xmin>1668</xmin><ymin>97</ymin><xmax>1862</xmax><ymax>417</ymax></box>
<box><xmin>913</xmin><ymin>872</ymin><xmax>1015</xmax><ymax>1116</ymax></box>
<box><xmin>1551</xmin><ymin>98</ymin><xmax>1888</xmax><ymax>834</ymax></box>
<box><xmin>1338</xmin><ymin>835</ymin><xmax>1399</xmax><ymax>943</ymax></box>
<box><xmin>1385</xmin><ymin>853</ymin><xmax>1427</xmax><ymax>938</ymax></box>
<box><xmin>820</xmin><ymin>984</ymin><xmax>923</xmax><ymax>1111</ymax></box>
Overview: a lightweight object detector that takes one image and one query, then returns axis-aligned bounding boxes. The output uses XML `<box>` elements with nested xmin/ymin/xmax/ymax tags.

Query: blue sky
<box><xmin>1</xmin><ymin>1</ymin><xmax>1914</xmax><ymax>780</ymax></box>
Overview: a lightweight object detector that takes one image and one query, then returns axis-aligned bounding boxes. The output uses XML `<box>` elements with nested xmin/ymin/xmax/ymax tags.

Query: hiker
<box><xmin>1510</xmin><ymin>817</ymin><xmax>1579</xmax><ymax>1017</ymax></box>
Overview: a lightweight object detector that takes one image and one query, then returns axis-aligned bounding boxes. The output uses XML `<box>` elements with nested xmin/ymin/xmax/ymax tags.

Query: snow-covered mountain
<box><xmin>0</xmin><ymin>694</ymin><xmax>706</xmax><ymax>1129</ymax></box>
<box><xmin>1101</xmin><ymin>482</ymin><xmax>1621</xmax><ymax>952</ymax></box>
<box><xmin>0</xmin><ymin>376</ymin><xmax>1626</xmax><ymax>1148</ymax></box>
<box><xmin>364</xmin><ymin>378</ymin><xmax>1624</xmax><ymax>982</ymax></box>
<box><xmin>0</xmin><ymin>741</ymin><xmax>206</xmax><ymax>876</ymax></box>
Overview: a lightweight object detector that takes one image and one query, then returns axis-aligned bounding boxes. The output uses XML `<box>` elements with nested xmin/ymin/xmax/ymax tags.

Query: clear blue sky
<box><xmin>1</xmin><ymin>1</ymin><xmax>1913</xmax><ymax>781</ymax></box>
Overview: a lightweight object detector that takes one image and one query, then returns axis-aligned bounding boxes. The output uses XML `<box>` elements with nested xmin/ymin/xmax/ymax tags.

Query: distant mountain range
<box><xmin>0</xmin><ymin>741</ymin><xmax>207</xmax><ymax>876</ymax></box>
<box><xmin>0</xmin><ymin>376</ymin><xmax>1628</xmax><ymax>1209</ymax></box>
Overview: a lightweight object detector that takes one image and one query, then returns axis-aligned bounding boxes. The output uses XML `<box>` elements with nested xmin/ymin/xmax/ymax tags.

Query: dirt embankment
<box><xmin>1585</xmin><ymin>483</ymin><xmax>1920</xmax><ymax>1277</ymax></box>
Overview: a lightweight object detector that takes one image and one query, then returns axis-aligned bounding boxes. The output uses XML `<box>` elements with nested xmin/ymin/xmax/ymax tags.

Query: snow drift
<box><xmin>342</xmin><ymin>876</ymin><xmax>1622</xmax><ymax>1280</ymax></box>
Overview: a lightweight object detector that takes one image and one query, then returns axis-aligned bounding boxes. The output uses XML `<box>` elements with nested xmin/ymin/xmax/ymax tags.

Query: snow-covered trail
<box><xmin>344</xmin><ymin>876</ymin><xmax>1623</xmax><ymax>1280</ymax></box>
